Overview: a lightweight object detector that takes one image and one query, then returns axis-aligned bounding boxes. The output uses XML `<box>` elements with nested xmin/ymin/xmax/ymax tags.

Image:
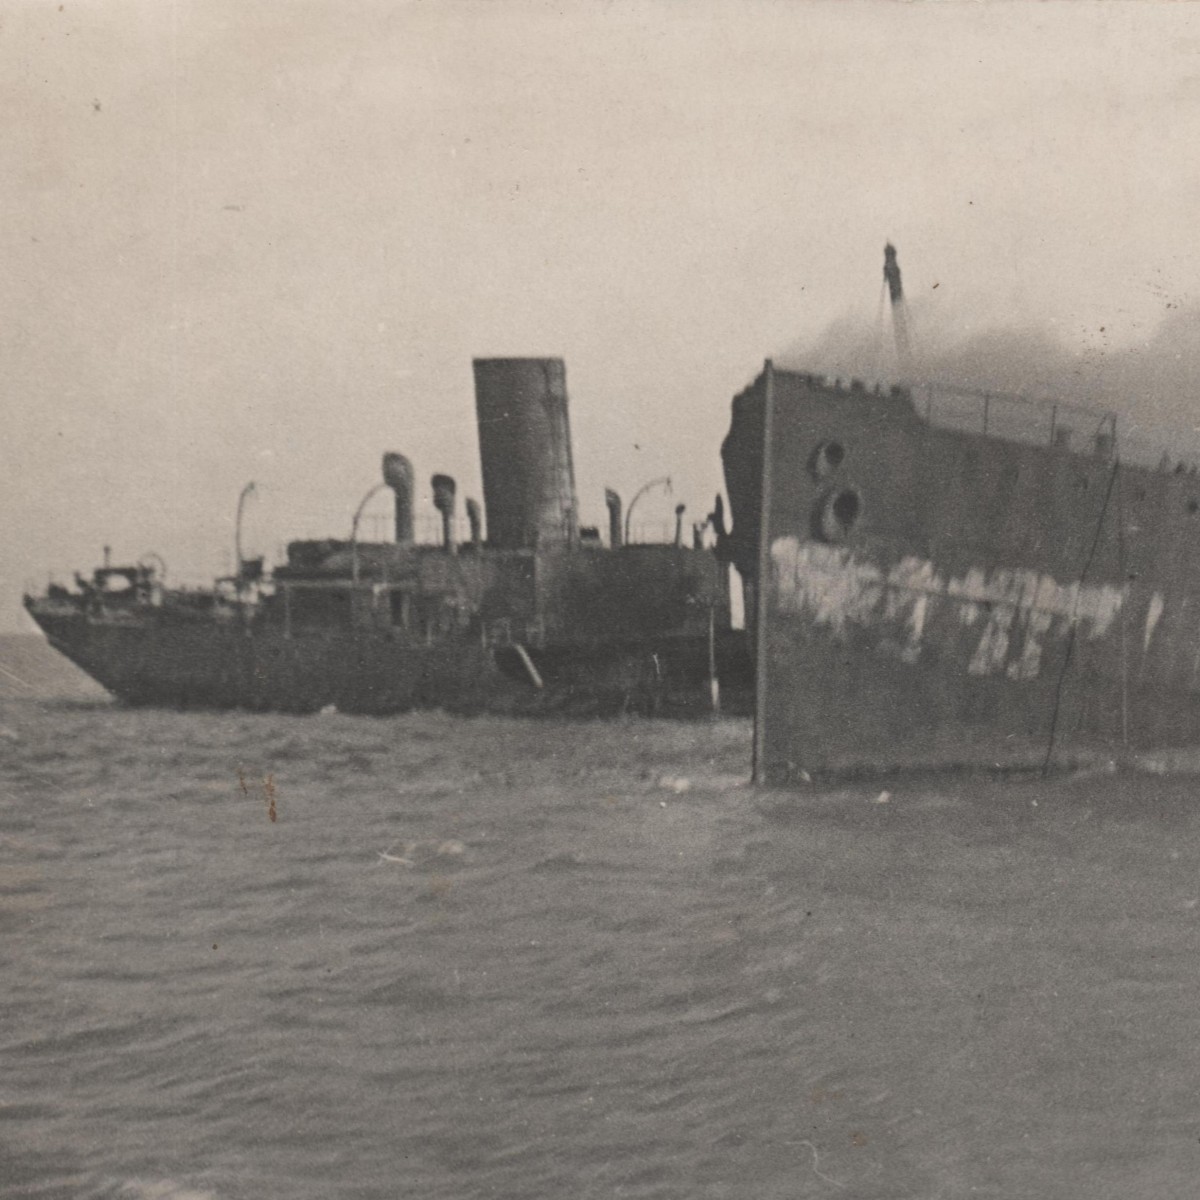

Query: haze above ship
<box><xmin>779</xmin><ymin>294</ymin><xmax>1200</xmax><ymax>466</ymax></box>
<box><xmin>6</xmin><ymin>3</ymin><xmax>1200</xmax><ymax>630</ymax></box>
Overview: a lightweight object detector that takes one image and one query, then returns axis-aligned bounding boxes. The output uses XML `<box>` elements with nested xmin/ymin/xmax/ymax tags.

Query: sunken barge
<box><xmin>723</xmin><ymin>360</ymin><xmax>1200</xmax><ymax>779</ymax></box>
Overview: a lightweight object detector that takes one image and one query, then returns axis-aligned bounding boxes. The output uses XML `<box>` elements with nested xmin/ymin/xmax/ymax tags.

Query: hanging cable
<box><xmin>1041</xmin><ymin>456</ymin><xmax>1121</xmax><ymax>775</ymax></box>
<box><xmin>874</xmin><ymin>278</ymin><xmax>888</xmax><ymax>383</ymax></box>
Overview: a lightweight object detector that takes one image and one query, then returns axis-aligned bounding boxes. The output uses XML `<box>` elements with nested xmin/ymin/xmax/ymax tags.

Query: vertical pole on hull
<box><xmin>752</xmin><ymin>360</ymin><xmax>776</xmax><ymax>785</ymax></box>
<box><xmin>1114</xmin><ymin>420</ymin><xmax>1130</xmax><ymax>746</ymax></box>
<box><xmin>708</xmin><ymin>602</ymin><xmax>720</xmax><ymax>715</ymax></box>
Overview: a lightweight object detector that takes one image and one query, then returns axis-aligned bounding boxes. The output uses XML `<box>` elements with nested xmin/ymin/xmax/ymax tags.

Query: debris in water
<box><xmin>378</xmin><ymin>838</ymin><xmax>464</xmax><ymax>866</ymax></box>
<box><xmin>378</xmin><ymin>851</ymin><xmax>414</xmax><ymax>866</ymax></box>
<box><xmin>377</xmin><ymin>838</ymin><xmax>416</xmax><ymax>867</ymax></box>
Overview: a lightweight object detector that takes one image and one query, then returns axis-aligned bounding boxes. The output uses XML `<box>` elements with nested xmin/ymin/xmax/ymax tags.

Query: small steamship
<box><xmin>26</xmin><ymin>359</ymin><xmax>751</xmax><ymax>716</ymax></box>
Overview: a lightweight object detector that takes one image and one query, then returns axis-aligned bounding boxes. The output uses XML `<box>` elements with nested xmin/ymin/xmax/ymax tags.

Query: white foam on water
<box><xmin>119</xmin><ymin>1180</ymin><xmax>221</xmax><ymax>1200</ymax></box>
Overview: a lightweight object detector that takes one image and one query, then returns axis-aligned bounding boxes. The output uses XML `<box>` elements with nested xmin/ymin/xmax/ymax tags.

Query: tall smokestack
<box><xmin>431</xmin><ymin>473</ymin><xmax>457</xmax><ymax>554</ymax></box>
<box><xmin>472</xmin><ymin>358</ymin><xmax>579</xmax><ymax>550</ymax></box>
<box><xmin>605</xmin><ymin>489</ymin><xmax>622</xmax><ymax>549</ymax></box>
<box><xmin>382</xmin><ymin>452</ymin><xmax>414</xmax><ymax>544</ymax></box>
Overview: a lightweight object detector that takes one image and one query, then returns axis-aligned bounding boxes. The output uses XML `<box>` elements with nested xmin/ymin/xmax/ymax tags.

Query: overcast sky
<box><xmin>5</xmin><ymin>1</ymin><xmax>1200</xmax><ymax>630</ymax></box>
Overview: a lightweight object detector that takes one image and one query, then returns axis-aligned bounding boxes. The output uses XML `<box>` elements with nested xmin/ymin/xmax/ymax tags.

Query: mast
<box><xmin>883</xmin><ymin>242</ymin><xmax>913</xmax><ymax>379</ymax></box>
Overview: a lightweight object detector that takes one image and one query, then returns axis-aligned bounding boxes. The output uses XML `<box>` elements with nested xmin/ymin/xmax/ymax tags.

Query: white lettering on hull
<box><xmin>769</xmin><ymin>537</ymin><xmax>1127</xmax><ymax>681</ymax></box>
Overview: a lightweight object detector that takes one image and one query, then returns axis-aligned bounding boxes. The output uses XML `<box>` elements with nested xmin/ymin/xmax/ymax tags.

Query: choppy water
<box><xmin>5</xmin><ymin>638</ymin><xmax>1200</xmax><ymax>1198</ymax></box>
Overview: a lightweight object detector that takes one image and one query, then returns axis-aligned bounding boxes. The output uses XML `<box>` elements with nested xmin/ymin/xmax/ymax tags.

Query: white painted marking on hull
<box><xmin>769</xmin><ymin>538</ymin><xmax>1127</xmax><ymax>681</ymax></box>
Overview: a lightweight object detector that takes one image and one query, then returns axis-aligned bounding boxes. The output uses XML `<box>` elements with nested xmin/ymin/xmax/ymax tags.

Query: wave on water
<box><xmin>6</xmin><ymin>634</ymin><xmax>1200</xmax><ymax>1197</ymax></box>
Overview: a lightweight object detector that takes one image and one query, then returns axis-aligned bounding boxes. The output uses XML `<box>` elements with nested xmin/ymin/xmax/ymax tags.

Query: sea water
<box><xmin>4</xmin><ymin>638</ymin><xmax>1200</xmax><ymax>1199</ymax></box>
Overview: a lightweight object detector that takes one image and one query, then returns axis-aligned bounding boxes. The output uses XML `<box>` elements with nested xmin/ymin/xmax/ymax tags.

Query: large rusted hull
<box><xmin>724</xmin><ymin>363</ymin><xmax>1200</xmax><ymax>779</ymax></box>
<box><xmin>27</xmin><ymin>605</ymin><xmax>751</xmax><ymax>718</ymax></box>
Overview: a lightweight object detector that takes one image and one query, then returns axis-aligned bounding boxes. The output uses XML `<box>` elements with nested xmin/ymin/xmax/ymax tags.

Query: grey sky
<box><xmin>5</xmin><ymin>1</ymin><xmax>1200</xmax><ymax>630</ymax></box>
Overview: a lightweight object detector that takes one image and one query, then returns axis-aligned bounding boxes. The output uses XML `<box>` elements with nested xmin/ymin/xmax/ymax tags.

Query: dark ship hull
<box><xmin>28</xmin><ymin>603</ymin><xmax>750</xmax><ymax>717</ymax></box>
<box><xmin>722</xmin><ymin>362</ymin><xmax>1200</xmax><ymax>779</ymax></box>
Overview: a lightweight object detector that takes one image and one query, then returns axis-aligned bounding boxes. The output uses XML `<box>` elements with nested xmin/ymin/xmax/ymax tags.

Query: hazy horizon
<box><xmin>7</xmin><ymin>1</ymin><xmax>1200</xmax><ymax>631</ymax></box>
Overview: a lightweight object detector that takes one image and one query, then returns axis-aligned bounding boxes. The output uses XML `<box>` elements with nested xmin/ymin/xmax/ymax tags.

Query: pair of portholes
<box><xmin>808</xmin><ymin>439</ymin><xmax>862</xmax><ymax>543</ymax></box>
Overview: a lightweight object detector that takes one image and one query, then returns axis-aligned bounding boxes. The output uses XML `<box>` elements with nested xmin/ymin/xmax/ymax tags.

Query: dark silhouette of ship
<box><xmin>26</xmin><ymin>358</ymin><xmax>751</xmax><ymax>716</ymax></box>
<box><xmin>41</xmin><ymin>247</ymin><xmax>1197</xmax><ymax>771</ymax></box>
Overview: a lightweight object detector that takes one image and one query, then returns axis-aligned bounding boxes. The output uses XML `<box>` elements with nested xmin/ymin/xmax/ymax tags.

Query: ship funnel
<box><xmin>605</xmin><ymin>489</ymin><xmax>622</xmax><ymax>549</ymax></box>
<box><xmin>472</xmin><ymin>358</ymin><xmax>579</xmax><ymax>550</ymax></box>
<box><xmin>382</xmin><ymin>452</ymin><xmax>414</xmax><ymax>544</ymax></box>
<box><xmin>431</xmin><ymin>473</ymin><xmax>457</xmax><ymax>554</ymax></box>
<box><xmin>674</xmin><ymin>503</ymin><xmax>686</xmax><ymax>547</ymax></box>
<box><xmin>465</xmin><ymin>498</ymin><xmax>482</xmax><ymax>548</ymax></box>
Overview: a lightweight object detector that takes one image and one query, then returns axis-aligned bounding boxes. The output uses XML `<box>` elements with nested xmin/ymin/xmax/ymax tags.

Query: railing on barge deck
<box><xmin>907</xmin><ymin>381</ymin><xmax>1190</xmax><ymax>470</ymax></box>
<box><xmin>915</xmin><ymin>382</ymin><xmax>1117</xmax><ymax>455</ymax></box>
<box><xmin>784</xmin><ymin>366</ymin><xmax>1198</xmax><ymax>471</ymax></box>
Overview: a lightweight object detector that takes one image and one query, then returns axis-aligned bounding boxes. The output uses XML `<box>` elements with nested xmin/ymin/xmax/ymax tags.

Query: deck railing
<box><xmin>918</xmin><ymin>382</ymin><xmax>1117</xmax><ymax>455</ymax></box>
<box><xmin>911</xmin><ymin>382</ymin><xmax>1192</xmax><ymax>470</ymax></box>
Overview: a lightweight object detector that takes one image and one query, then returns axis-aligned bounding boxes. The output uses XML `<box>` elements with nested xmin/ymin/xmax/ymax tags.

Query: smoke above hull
<box><xmin>777</xmin><ymin>300</ymin><xmax>1200</xmax><ymax>460</ymax></box>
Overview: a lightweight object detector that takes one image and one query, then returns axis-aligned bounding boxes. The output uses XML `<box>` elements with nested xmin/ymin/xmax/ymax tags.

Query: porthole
<box><xmin>814</xmin><ymin>486</ymin><xmax>863</xmax><ymax>543</ymax></box>
<box><xmin>808</xmin><ymin>440</ymin><xmax>846</xmax><ymax>481</ymax></box>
